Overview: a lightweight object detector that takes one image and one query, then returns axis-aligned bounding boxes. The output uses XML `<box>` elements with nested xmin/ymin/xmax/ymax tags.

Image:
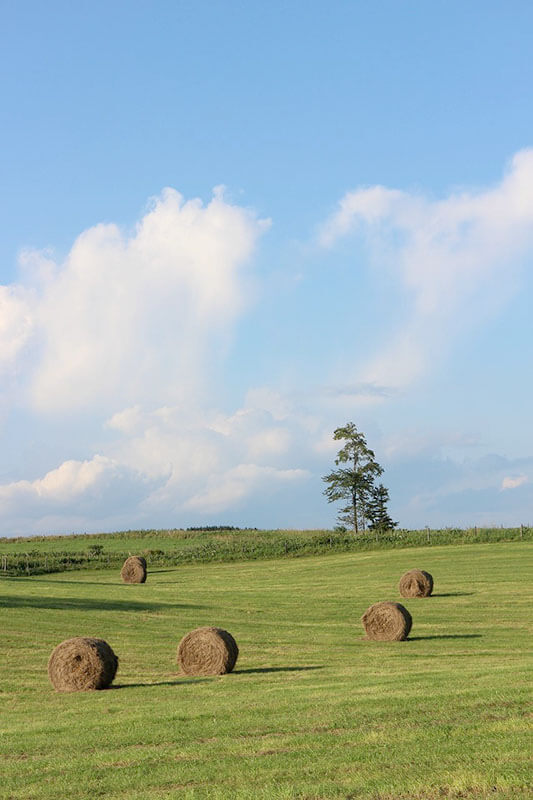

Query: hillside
<box><xmin>0</xmin><ymin>525</ymin><xmax>530</xmax><ymax>576</ymax></box>
<box><xmin>2</xmin><ymin>542</ymin><xmax>532</xmax><ymax>798</ymax></box>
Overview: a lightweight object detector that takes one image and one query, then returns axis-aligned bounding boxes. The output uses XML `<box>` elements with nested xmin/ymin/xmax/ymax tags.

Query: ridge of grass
<box><xmin>0</xmin><ymin>526</ymin><xmax>531</xmax><ymax>577</ymax></box>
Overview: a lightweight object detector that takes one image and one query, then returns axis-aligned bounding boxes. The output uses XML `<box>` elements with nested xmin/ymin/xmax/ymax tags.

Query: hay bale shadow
<box><xmin>408</xmin><ymin>634</ymin><xmax>482</xmax><ymax>640</ymax></box>
<box><xmin>234</xmin><ymin>666</ymin><xmax>324</xmax><ymax>675</ymax></box>
<box><xmin>0</xmin><ymin>595</ymin><xmax>205</xmax><ymax>612</ymax></box>
<box><xmin>112</xmin><ymin>678</ymin><xmax>213</xmax><ymax>689</ymax></box>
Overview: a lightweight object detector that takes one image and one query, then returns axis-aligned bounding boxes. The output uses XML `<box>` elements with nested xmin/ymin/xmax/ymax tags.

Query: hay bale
<box><xmin>48</xmin><ymin>637</ymin><xmax>118</xmax><ymax>691</ymax></box>
<box><xmin>361</xmin><ymin>601</ymin><xmax>412</xmax><ymax>641</ymax></box>
<box><xmin>177</xmin><ymin>626</ymin><xmax>239</xmax><ymax>675</ymax></box>
<box><xmin>399</xmin><ymin>568</ymin><xmax>433</xmax><ymax>598</ymax></box>
<box><xmin>121</xmin><ymin>555</ymin><xmax>147</xmax><ymax>584</ymax></box>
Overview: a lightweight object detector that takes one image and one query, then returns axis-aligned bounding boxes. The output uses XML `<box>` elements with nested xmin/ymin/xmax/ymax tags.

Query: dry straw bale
<box><xmin>120</xmin><ymin>555</ymin><xmax>147</xmax><ymax>583</ymax></box>
<box><xmin>177</xmin><ymin>626</ymin><xmax>239</xmax><ymax>675</ymax></box>
<box><xmin>48</xmin><ymin>637</ymin><xmax>118</xmax><ymax>692</ymax></box>
<box><xmin>398</xmin><ymin>568</ymin><xmax>434</xmax><ymax>598</ymax></box>
<box><xmin>361</xmin><ymin>601</ymin><xmax>412</xmax><ymax>641</ymax></box>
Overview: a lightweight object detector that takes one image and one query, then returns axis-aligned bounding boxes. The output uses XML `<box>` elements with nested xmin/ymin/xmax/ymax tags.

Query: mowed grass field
<box><xmin>1</xmin><ymin>542</ymin><xmax>532</xmax><ymax>800</ymax></box>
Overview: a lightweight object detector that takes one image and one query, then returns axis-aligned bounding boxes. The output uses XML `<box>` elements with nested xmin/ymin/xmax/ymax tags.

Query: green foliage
<box><xmin>322</xmin><ymin>422</ymin><xmax>384</xmax><ymax>532</ymax></box>
<box><xmin>2</xmin><ymin>543</ymin><xmax>532</xmax><ymax>798</ymax></box>
<box><xmin>366</xmin><ymin>483</ymin><xmax>398</xmax><ymax>531</ymax></box>
<box><xmin>87</xmin><ymin>544</ymin><xmax>104</xmax><ymax>556</ymax></box>
<box><xmin>186</xmin><ymin>525</ymin><xmax>254</xmax><ymax>531</ymax></box>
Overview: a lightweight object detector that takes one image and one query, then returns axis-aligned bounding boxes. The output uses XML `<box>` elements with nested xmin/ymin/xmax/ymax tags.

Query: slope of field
<box><xmin>1</xmin><ymin>542</ymin><xmax>532</xmax><ymax>799</ymax></box>
<box><xmin>1</xmin><ymin>526</ymin><xmax>530</xmax><ymax>577</ymax></box>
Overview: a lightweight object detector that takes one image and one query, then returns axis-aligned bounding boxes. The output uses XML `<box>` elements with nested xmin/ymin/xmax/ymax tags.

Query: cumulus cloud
<box><xmin>184</xmin><ymin>463</ymin><xmax>309</xmax><ymax>513</ymax></box>
<box><xmin>0</xmin><ymin>285</ymin><xmax>33</xmax><ymax>374</ymax></box>
<box><xmin>0</xmin><ymin>385</ymin><xmax>322</xmax><ymax>533</ymax></box>
<box><xmin>3</xmin><ymin>155</ymin><xmax>532</xmax><ymax>535</ymax></box>
<box><xmin>104</xmin><ymin>397</ymin><xmax>315</xmax><ymax>516</ymax></box>
<box><xmin>320</xmin><ymin>149</ymin><xmax>533</xmax><ymax>388</ymax></box>
<box><xmin>0</xmin><ymin>455</ymin><xmax>154</xmax><ymax>523</ymax></box>
<box><xmin>1</xmin><ymin>187</ymin><xmax>269</xmax><ymax>413</ymax></box>
<box><xmin>0</xmin><ymin>188</ymin><xmax>289</xmax><ymax>533</ymax></box>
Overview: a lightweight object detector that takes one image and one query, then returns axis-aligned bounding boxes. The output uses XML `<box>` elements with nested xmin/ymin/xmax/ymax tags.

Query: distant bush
<box><xmin>185</xmin><ymin>525</ymin><xmax>257</xmax><ymax>531</ymax></box>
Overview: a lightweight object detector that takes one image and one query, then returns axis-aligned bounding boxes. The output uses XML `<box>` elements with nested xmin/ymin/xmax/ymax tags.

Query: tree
<box><xmin>366</xmin><ymin>483</ymin><xmax>398</xmax><ymax>532</ymax></box>
<box><xmin>322</xmin><ymin>422</ymin><xmax>383</xmax><ymax>533</ymax></box>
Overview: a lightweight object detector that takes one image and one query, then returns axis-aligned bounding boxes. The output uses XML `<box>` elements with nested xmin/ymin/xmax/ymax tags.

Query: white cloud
<box><xmin>104</xmin><ymin>398</ymin><xmax>314</xmax><ymax>512</ymax></box>
<box><xmin>319</xmin><ymin>185</ymin><xmax>408</xmax><ymax>246</ymax></box>
<box><xmin>0</xmin><ymin>379</ymin><xmax>330</xmax><ymax>532</ymax></box>
<box><xmin>0</xmin><ymin>188</ymin><xmax>295</xmax><ymax>533</ymax></box>
<box><xmin>247</xmin><ymin>427</ymin><xmax>291</xmax><ymax>459</ymax></box>
<box><xmin>501</xmin><ymin>474</ymin><xmax>528</xmax><ymax>490</ymax></box>
<box><xmin>106</xmin><ymin>405</ymin><xmax>144</xmax><ymax>434</ymax></box>
<box><xmin>320</xmin><ymin>149</ymin><xmax>533</xmax><ymax>389</ymax></box>
<box><xmin>0</xmin><ymin>187</ymin><xmax>269</xmax><ymax>413</ymax></box>
<box><xmin>4</xmin><ymin>156</ymin><xmax>533</xmax><ymax>535</ymax></box>
<box><xmin>184</xmin><ymin>463</ymin><xmax>309</xmax><ymax>513</ymax></box>
<box><xmin>0</xmin><ymin>285</ymin><xmax>34</xmax><ymax>374</ymax></box>
<box><xmin>0</xmin><ymin>454</ymin><xmax>149</xmax><ymax>511</ymax></box>
<box><xmin>207</xmin><ymin>402</ymin><xmax>293</xmax><ymax>461</ymax></box>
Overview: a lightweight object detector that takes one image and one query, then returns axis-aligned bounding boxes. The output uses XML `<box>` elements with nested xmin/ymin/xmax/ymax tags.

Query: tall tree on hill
<box><xmin>322</xmin><ymin>422</ymin><xmax>384</xmax><ymax>533</ymax></box>
<box><xmin>366</xmin><ymin>483</ymin><xmax>398</xmax><ymax>532</ymax></box>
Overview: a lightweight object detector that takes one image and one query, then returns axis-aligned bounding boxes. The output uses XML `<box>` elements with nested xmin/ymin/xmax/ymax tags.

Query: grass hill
<box><xmin>2</xmin><ymin>539</ymin><xmax>532</xmax><ymax>799</ymax></box>
<box><xmin>0</xmin><ymin>525</ymin><xmax>530</xmax><ymax>576</ymax></box>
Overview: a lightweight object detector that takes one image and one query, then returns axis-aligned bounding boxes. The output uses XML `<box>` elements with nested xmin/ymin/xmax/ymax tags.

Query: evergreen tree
<box><xmin>322</xmin><ymin>422</ymin><xmax>383</xmax><ymax>533</ymax></box>
<box><xmin>366</xmin><ymin>483</ymin><xmax>398</xmax><ymax>532</ymax></box>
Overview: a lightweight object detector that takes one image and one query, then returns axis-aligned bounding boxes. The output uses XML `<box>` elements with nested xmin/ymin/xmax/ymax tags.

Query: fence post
<box><xmin>426</xmin><ymin>527</ymin><xmax>430</xmax><ymax>544</ymax></box>
<box><xmin>520</xmin><ymin>524</ymin><xmax>523</xmax><ymax>540</ymax></box>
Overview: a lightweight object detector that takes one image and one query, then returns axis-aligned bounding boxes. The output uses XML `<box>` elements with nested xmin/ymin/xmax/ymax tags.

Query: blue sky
<box><xmin>1</xmin><ymin>1</ymin><xmax>533</xmax><ymax>535</ymax></box>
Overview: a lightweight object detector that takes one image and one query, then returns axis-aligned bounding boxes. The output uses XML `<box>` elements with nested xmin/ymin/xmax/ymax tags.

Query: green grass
<box><xmin>1</xmin><ymin>526</ymin><xmax>531</xmax><ymax>576</ymax></box>
<box><xmin>1</xmin><ymin>542</ymin><xmax>532</xmax><ymax>799</ymax></box>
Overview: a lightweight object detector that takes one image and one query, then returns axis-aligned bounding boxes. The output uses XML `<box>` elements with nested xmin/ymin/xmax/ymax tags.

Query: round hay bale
<box><xmin>120</xmin><ymin>555</ymin><xmax>147</xmax><ymax>584</ymax></box>
<box><xmin>177</xmin><ymin>626</ymin><xmax>239</xmax><ymax>676</ymax></box>
<box><xmin>361</xmin><ymin>601</ymin><xmax>412</xmax><ymax>641</ymax></box>
<box><xmin>398</xmin><ymin>568</ymin><xmax>433</xmax><ymax>598</ymax></box>
<box><xmin>48</xmin><ymin>637</ymin><xmax>118</xmax><ymax>692</ymax></box>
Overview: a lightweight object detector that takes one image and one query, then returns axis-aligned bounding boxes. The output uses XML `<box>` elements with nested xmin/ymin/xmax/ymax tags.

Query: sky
<box><xmin>1</xmin><ymin>1</ymin><xmax>533</xmax><ymax>536</ymax></box>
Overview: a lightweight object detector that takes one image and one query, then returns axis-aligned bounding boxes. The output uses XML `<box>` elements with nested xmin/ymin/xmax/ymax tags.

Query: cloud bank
<box><xmin>0</xmin><ymin>190</ymin><xmax>320</xmax><ymax>533</ymax></box>
<box><xmin>320</xmin><ymin>149</ymin><xmax>533</xmax><ymax>389</ymax></box>
<box><xmin>2</xmin><ymin>153</ymin><xmax>533</xmax><ymax>534</ymax></box>
<box><xmin>2</xmin><ymin>187</ymin><xmax>269</xmax><ymax>414</ymax></box>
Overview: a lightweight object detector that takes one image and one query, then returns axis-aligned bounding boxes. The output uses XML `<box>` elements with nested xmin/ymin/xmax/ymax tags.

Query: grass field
<box><xmin>2</xmin><ymin>526</ymin><xmax>530</xmax><ymax>577</ymax></box>
<box><xmin>1</xmin><ymin>541</ymin><xmax>532</xmax><ymax>799</ymax></box>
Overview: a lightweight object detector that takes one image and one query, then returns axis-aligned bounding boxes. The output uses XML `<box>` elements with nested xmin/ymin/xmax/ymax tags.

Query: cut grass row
<box><xmin>1</xmin><ymin>541</ymin><xmax>532</xmax><ymax>799</ymax></box>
